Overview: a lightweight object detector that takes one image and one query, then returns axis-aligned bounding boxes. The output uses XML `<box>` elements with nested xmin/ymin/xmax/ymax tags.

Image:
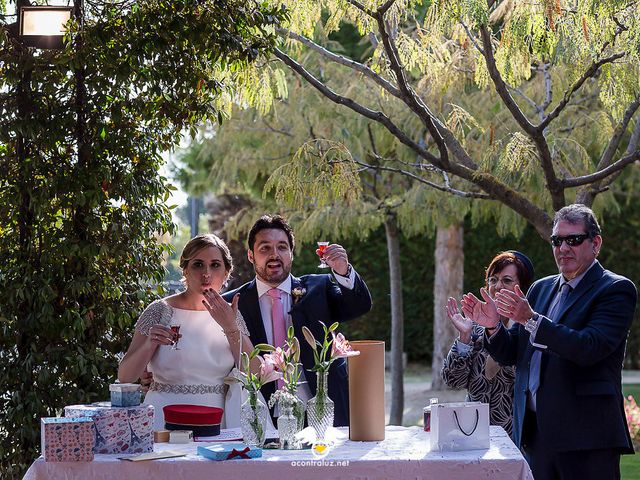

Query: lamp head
<box><xmin>19</xmin><ymin>6</ymin><xmax>73</xmax><ymax>49</ymax></box>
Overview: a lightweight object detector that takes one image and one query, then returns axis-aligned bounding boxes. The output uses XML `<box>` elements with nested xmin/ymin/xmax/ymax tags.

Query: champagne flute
<box><xmin>317</xmin><ymin>241</ymin><xmax>329</xmax><ymax>268</ymax></box>
<box><xmin>170</xmin><ymin>324</ymin><xmax>181</xmax><ymax>350</ymax></box>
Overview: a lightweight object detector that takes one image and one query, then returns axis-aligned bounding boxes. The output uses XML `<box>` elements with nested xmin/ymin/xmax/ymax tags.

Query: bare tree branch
<box><xmin>478</xmin><ymin>25</ymin><xmax>562</xmax><ymax>209</ymax></box>
<box><xmin>538</xmin><ymin>52</ymin><xmax>625</xmax><ymax>130</ymax></box>
<box><xmin>345</xmin><ymin>0</ymin><xmax>376</xmax><ymax>16</ymax></box>
<box><xmin>277</xmin><ymin>28</ymin><xmax>401</xmax><ymax>98</ymax></box>
<box><xmin>377</xmin><ymin>0</ymin><xmax>398</xmax><ymax>15</ymax></box>
<box><xmin>366</xmin><ymin>123</ymin><xmax>385</xmax><ymax>194</ymax></box>
<box><xmin>541</xmin><ymin>62</ymin><xmax>553</xmax><ymax>114</ymax></box>
<box><xmin>478</xmin><ymin>26</ymin><xmax>536</xmax><ymax>135</ymax></box>
<box><xmin>562</xmin><ymin>150</ymin><xmax>640</xmax><ymax>188</ymax></box>
<box><xmin>596</xmin><ymin>96</ymin><xmax>640</xmax><ymax>170</ymax></box>
<box><xmin>368</xmin><ymin>32</ymin><xmax>379</xmax><ymax>49</ymax></box>
<box><xmin>273</xmin><ymin>48</ymin><xmax>443</xmax><ymax>167</ymax></box>
<box><xmin>374</xmin><ymin>14</ymin><xmax>449</xmax><ymax>166</ymax></box>
<box><xmin>510</xmin><ymin>87</ymin><xmax>538</xmax><ymax>111</ymax></box>
<box><xmin>625</xmin><ymin>114</ymin><xmax>640</xmax><ymax>155</ymax></box>
<box><xmin>460</xmin><ymin>21</ymin><xmax>484</xmax><ymax>55</ymax></box>
<box><xmin>262</xmin><ymin>119</ymin><xmax>294</xmax><ymax>137</ymax></box>
<box><xmin>576</xmin><ymin>96</ymin><xmax>640</xmax><ymax>204</ymax></box>
<box><xmin>348</xmin><ymin>157</ymin><xmax>490</xmax><ymax>198</ymax></box>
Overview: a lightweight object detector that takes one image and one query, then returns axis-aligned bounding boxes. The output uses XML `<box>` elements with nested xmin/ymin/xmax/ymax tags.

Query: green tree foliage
<box><xmin>0</xmin><ymin>0</ymin><xmax>285</xmax><ymax>475</ymax></box>
<box><xmin>259</xmin><ymin>0</ymin><xmax>640</xmax><ymax>237</ymax></box>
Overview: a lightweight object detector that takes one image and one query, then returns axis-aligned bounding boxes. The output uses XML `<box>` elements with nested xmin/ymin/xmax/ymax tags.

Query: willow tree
<box><xmin>241</xmin><ymin>0</ymin><xmax>640</xmax><ymax>387</ymax></box>
<box><xmin>265</xmin><ymin>0</ymin><xmax>639</xmax><ymax>232</ymax></box>
<box><xmin>0</xmin><ymin>0</ymin><xmax>285</xmax><ymax>474</ymax></box>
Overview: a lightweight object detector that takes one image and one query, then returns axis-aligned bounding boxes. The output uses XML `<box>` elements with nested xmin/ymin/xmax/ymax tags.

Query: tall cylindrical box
<box><xmin>348</xmin><ymin>340</ymin><xmax>385</xmax><ymax>441</ymax></box>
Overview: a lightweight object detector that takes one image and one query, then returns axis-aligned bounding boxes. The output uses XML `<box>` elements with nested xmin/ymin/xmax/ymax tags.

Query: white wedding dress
<box><xmin>135</xmin><ymin>300</ymin><xmax>245</xmax><ymax>430</ymax></box>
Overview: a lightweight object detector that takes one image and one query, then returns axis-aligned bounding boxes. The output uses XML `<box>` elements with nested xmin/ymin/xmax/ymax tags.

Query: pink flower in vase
<box><xmin>258</xmin><ymin>355</ymin><xmax>284</xmax><ymax>384</ymax></box>
<box><xmin>265</xmin><ymin>348</ymin><xmax>287</xmax><ymax>372</ymax></box>
<box><xmin>331</xmin><ymin>332</ymin><xmax>360</xmax><ymax>359</ymax></box>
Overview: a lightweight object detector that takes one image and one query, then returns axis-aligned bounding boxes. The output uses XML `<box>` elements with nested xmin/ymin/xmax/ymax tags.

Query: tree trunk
<box><xmin>385</xmin><ymin>214</ymin><xmax>404</xmax><ymax>425</ymax></box>
<box><xmin>431</xmin><ymin>223</ymin><xmax>464</xmax><ymax>390</ymax></box>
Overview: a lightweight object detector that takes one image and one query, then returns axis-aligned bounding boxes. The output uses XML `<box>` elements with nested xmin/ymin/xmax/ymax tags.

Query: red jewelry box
<box><xmin>163</xmin><ymin>404</ymin><xmax>223</xmax><ymax>436</ymax></box>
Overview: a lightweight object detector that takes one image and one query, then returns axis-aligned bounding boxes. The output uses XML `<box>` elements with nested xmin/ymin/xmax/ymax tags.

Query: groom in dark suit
<box><xmin>461</xmin><ymin>204</ymin><xmax>636</xmax><ymax>480</ymax></box>
<box><xmin>223</xmin><ymin>214</ymin><xmax>372</xmax><ymax>427</ymax></box>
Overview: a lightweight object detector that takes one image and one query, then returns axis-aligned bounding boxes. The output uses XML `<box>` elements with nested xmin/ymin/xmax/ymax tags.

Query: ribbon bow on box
<box><xmin>197</xmin><ymin>442</ymin><xmax>262</xmax><ymax>461</ymax></box>
<box><xmin>226</xmin><ymin>447</ymin><xmax>251</xmax><ymax>460</ymax></box>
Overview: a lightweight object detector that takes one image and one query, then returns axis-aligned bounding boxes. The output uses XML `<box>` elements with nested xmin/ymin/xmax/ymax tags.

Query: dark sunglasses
<box><xmin>550</xmin><ymin>234</ymin><xmax>590</xmax><ymax>247</ymax></box>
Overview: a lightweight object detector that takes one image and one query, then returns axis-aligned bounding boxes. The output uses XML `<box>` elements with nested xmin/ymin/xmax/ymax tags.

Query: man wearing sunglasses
<box><xmin>461</xmin><ymin>204</ymin><xmax>636</xmax><ymax>480</ymax></box>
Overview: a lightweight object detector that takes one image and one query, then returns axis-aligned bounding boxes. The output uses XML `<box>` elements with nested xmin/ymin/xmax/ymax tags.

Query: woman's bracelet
<box><xmin>223</xmin><ymin>329</ymin><xmax>240</xmax><ymax>337</ymax></box>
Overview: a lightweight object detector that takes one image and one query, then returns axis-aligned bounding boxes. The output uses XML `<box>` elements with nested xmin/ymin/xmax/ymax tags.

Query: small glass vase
<box><xmin>291</xmin><ymin>394</ymin><xmax>306</xmax><ymax>433</ymax></box>
<box><xmin>277</xmin><ymin>394</ymin><xmax>305</xmax><ymax>449</ymax></box>
<box><xmin>241</xmin><ymin>390</ymin><xmax>267</xmax><ymax>447</ymax></box>
<box><xmin>277</xmin><ymin>400</ymin><xmax>298</xmax><ymax>449</ymax></box>
<box><xmin>307</xmin><ymin>370</ymin><xmax>334</xmax><ymax>441</ymax></box>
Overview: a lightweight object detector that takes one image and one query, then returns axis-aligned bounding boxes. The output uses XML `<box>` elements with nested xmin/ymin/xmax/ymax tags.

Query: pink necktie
<box><xmin>267</xmin><ymin>288</ymin><xmax>287</xmax><ymax>348</ymax></box>
<box><xmin>267</xmin><ymin>288</ymin><xmax>286</xmax><ymax>390</ymax></box>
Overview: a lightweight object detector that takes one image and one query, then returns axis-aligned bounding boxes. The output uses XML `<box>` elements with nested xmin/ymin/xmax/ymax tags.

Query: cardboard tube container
<box><xmin>348</xmin><ymin>340</ymin><xmax>385</xmax><ymax>441</ymax></box>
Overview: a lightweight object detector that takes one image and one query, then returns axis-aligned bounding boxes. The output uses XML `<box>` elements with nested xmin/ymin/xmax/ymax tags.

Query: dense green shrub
<box><xmin>0</xmin><ymin>1</ymin><xmax>285</xmax><ymax>475</ymax></box>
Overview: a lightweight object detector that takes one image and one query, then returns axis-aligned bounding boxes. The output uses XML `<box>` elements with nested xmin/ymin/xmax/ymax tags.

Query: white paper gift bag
<box><xmin>430</xmin><ymin>402</ymin><xmax>489</xmax><ymax>452</ymax></box>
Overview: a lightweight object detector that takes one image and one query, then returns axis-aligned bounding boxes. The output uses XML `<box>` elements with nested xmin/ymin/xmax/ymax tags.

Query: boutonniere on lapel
<box><xmin>291</xmin><ymin>287</ymin><xmax>307</xmax><ymax>305</ymax></box>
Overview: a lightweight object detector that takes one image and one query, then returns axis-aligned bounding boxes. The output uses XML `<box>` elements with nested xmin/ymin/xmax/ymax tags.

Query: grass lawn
<box><xmin>621</xmin><ymin>384</ymin><xmax>639</xmax><ymax>480</ymax></box>
<box><xmin>621</xmin><ymin>455</ymin><xmax>639</xmax><ymax>479</ymax></box>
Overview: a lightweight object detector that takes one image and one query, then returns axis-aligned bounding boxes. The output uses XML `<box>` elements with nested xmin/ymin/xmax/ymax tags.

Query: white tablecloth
<box><xmin>24</xmin><ymin>426</ymin><xmax>533</xmax><ymax>480</ymax></box>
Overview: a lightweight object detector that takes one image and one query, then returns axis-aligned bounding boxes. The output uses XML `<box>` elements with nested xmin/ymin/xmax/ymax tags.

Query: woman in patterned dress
<box><xmin>118</xmin><ymin>234</ymin><xmax>256</xmax><ymax>429</ymax></box>
<box><xmin>441</xmin><ymin>251</ymin><xmax>535</xmax><ymax>437</ymax></box>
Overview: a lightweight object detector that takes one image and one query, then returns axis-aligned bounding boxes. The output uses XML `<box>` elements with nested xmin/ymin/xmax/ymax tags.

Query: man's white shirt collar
<box><xmin>255</xmin><ymin>275</ymin><xmax>292</xmax><ymax>298</ymax></box>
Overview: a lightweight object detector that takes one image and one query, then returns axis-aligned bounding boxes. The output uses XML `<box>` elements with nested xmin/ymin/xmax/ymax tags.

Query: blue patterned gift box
<box><xmin>41</xmin><ymin>417</ymin><xmax>95</xmax><ymax>462</ymax></box>
<box><xmin>197</xmin><ymin>443</ymin><xmax>262</xmax><ymax>461</ymax></box>
<box><xmin>64</xmin><ymin>403</ymin><xmax>154</xmax><ymax>454</ymax></box>
<box><xmin>109</xmin><ymin>383</ymin><xmax>141</xmax><ymax>407</ymax></box>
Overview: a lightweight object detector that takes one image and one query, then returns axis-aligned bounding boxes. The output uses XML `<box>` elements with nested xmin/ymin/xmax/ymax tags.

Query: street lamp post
<box><xmin>14</xmin><ymin>1</ymin><xmax>75</xmax><ymax>252</ymax></box>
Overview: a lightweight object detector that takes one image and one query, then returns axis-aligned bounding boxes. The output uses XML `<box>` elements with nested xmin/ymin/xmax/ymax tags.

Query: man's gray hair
<box><xmin>553</xmin><ymin>204</ymin><xmax>601</xmax><ymax>238</ymax></box>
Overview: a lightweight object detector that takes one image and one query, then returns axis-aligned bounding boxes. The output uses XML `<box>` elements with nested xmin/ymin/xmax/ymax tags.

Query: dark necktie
<box><xmin>528</xmin><ymin>283</ymin><xmax>572</xmax><ymax>410</ymax></box>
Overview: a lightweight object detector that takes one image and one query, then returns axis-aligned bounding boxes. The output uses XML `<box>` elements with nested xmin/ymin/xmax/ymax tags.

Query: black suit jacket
<box><xmin>223</xmin><ymin>272</ymin><xmax>372</xmax><ymax>426</ymax></box>
<box><xmin>487</xmin><ymin>261</ymin><xmax>636</xmax><ymax>453</ymax></box>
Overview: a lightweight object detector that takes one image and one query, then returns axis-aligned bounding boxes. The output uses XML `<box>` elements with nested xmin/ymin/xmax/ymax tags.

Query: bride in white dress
<box><xmin>118</xmin><ymin>234</ymin><xmax>256</xmax><ymax>430</ymax></box>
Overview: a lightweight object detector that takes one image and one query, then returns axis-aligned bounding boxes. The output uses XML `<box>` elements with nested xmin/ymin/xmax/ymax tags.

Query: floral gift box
<box><xmin>197</xmin><ymin>442</ymin><xmax>262</xmax><ymax>461</ymax></box>
<box><xmin>41</xmin><ymin>417</ymin><xmax>95</xmax><ymax>462</ymax></box>
<box><xmin>64</xmin><ymin>403</ymin><xmax>154</xmax><ymax>454</ymax></box>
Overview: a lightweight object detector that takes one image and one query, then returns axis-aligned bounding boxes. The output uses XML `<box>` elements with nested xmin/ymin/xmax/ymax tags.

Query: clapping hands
<box><xmin>460</xmin><ymin>288</ymin><xmax>500</xmax><ymax>328</ymax></box>
<box><xmin>460</xmin><ymin>284</ymin><xmax>533</xmax><ymax>327</ymax></box>
<box><xmin>446</xmin><ymin>297</ymin><xmax>473</xmax><ymax>344</ymax></box>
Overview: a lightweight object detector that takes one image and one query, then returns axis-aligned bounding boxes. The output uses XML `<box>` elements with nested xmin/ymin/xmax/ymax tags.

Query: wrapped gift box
<box><xmin>64</xmin><ymin>403</ymin><xmax>154</xmax><ymax>454</ymax></box>
<box><xmin>197</xmin><ymin>443</ymin><xmax>262</xmax><ymax>461</ymax></box>
<box><xmin>41</xmin><ymin>417</ymin><xmax>95</xmax><ymax>462</ymax></box>
<box><xmin>109</xmin><ymin>383</ymin><xmax>141</xmax><ymax>407</ymax></box>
